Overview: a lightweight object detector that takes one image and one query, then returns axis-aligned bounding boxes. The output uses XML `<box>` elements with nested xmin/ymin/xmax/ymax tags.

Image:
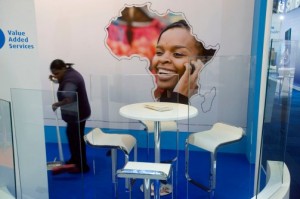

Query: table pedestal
<box><xmin>119</xmin><ymin>102</ymin><xmax>198</xmax><ymax>199</ymax></box>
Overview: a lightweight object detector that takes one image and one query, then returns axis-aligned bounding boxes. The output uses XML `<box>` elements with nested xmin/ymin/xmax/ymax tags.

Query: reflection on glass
<box><xmin>89</xmin><ymin>74</ymin><xmax>181</xmax><ymax>198</ymax></box>
<box><xmin>0</xmin><ymin>99</ymin><xmax>16</xmax><ymax>198</ymax></box>
<box><xmin>259</xmin><ymin>39</ymin><xmax>298</xmax><ymax>194</ymax></box>
<box><xmin>42</xmin><ymin>90</ymin><xmax>85</xmax><ymax>198</ymax></box>
<box><xmin>186</xmin><ymin>55</ymin><xmax>255</xmax><ymax>198</ymax></box>
<box><xmin>10</xmin><ymin>89</ymin><xmax>83</xmax><ymax>199</ymax></box>
<box><xmin>47</xmin><ymin>54</ymin><xmax>255</xmax><ymax>199</ymax></box>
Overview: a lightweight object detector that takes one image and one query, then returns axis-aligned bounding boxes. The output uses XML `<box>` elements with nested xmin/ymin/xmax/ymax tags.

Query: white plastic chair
<box><xmin>185</xmin><ymin>122</ymin><xmax>244</xmax><ymax>198</ymax></box>
<box><xmin>84</xmin><ymin>128</ymin><xmax>137</xmax><ymax>197</ymax></box>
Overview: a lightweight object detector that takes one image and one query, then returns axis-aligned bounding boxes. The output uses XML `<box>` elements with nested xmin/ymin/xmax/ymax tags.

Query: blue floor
<box><xmin>286</xmin><ymin>89</ymin><xmax>300</xmax><ymax>199</ymax></box>
<box><xmin>46</xmin><ymin>143</ymin><xmax>254</xmax><ymax>199</ymax></box>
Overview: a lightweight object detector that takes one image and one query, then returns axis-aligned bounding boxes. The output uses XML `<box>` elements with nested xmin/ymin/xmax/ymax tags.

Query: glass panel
<box><xmin>9</xmin><ymin>55</ymin><xmax>255</xmax><ymax>199</ymax></box>
<box><xmin>11</xmin><ymin>89</ymin><xmax>84</xmax><ymax>199</ymax></box>
<box><xmin>89</xmin><ymin>74</ymin><xmax>180</xmax><ymax>198</ymax></box>
<box><xmin>0</xmin><ymin>99</ymin><xmax>16</xmax><ymax>198</ymax></box>
<box><xmin>89</xmin><ymin>54</ymin><xmax>255</xmax><ymax>199</ymax></box>
<box><xmin>186</xmin><ymin>55</ymin><xmax>255</xmax><ymax>199</ymax></box>
<box><xmin>44</xmin><ymin>89</ymin><xmax>88</xmax><ymax>199</ymax></box>
<box><xmin>11</xmin><ymin>88</ymin><xmax>49</xmax><ymax>199</ymax></box>
<box><xmin>258</xmin><ymin>39</ymin><xmax>298</xmax><ymax>195</ymax></box>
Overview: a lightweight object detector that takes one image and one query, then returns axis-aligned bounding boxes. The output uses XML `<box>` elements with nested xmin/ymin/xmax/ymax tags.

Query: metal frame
<box><xmin>185</xmin><ymin>140</ymin><xmax>215</xmax><ymax>198</ymax></box>
<box><xmin>185</xmin><ymin>134</ymin><xmax>243</xmax><ymax>198</ymax></box>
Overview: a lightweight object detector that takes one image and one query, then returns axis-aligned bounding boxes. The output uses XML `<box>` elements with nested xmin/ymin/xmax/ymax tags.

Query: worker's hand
<box><xmin>49</xmin><ymin>75</ymin><xmax>58</xmax><ymax>83</ymax></box>
<box><xmin>52</xmin><ymin>102</ymin><xmax>59</xmax><ymax>111</ymax></box>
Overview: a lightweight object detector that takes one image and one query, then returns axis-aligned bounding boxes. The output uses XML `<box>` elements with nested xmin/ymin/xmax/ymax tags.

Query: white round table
<box><xmin>119</xmin><ymin>102</ymin><xmax>198</xmax><ymax>199</ymax></box>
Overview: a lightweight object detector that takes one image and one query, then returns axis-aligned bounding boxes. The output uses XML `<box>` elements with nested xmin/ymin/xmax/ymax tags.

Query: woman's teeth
<box><xmin>158</xmin><ymin>69</ymin><xmax>175</xmax><ymax>74</ymax></box>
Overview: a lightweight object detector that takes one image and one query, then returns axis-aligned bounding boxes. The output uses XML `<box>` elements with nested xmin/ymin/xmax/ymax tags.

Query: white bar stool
<box><xmin>117</xmin><ymin>161</ymin><xmax>173</xmax><ymax>199</ymax></box>
<box><xmin>185</xmin><ymin>122</ymin><xmax>244</xmax><ymax>198</ymax></box>
<box><xmin>84</xmin><ymin>128</ymin><xmax>137</xmax><ymax>197</ymax></box>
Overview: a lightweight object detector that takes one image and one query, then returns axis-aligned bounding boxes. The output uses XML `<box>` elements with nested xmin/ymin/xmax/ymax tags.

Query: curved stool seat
<box><xmin>85</xmin><ymin>128</ymin><xmax>137</xmax><ymax>153</ymax></box>
<box><xmin>84</xmin><ymin>128</ymin><xmax>137</xmax><ymax>197</ymax></box>
<box><xmin>185</xmin><ymin>122</ymin><xmax>243</xmax><ymax>198</ymax></box>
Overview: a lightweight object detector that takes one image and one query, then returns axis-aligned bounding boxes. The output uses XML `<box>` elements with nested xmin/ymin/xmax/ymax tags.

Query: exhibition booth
<box><xmin>0</xmin><ymin>0</ymin><xmax>295</xmax><ymax>198</ymax></box>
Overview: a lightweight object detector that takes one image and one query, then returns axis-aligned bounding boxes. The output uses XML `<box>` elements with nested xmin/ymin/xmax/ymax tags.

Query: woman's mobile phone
<box><xmin>190</xmin><ymin>63</ymin><xmax>195</xmax><ymax>74</ymax></box>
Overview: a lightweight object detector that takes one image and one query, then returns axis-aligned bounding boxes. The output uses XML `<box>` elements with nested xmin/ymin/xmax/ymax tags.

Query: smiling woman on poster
<box><xmin>106</xmin><ymin>6</ymin><xmax>217</xmax><ymax>104</ymax></box>
<box><xmin>152</xmin><ymin>20</ymin><xmax>216</xmax><ymax>104</ymax></box>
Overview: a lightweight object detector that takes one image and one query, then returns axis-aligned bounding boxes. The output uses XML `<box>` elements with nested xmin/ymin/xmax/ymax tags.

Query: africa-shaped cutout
<box><xmin>105</xmin><ymin>3</ymin><xmax>219</xmax><ymax>109</ymax></box>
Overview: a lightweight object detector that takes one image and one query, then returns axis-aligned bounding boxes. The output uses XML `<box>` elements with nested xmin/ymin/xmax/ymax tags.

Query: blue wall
<box><xmin>246</xmin><ymin>0</ymin><xmax>268</xmax><ymax>163</ymax></box>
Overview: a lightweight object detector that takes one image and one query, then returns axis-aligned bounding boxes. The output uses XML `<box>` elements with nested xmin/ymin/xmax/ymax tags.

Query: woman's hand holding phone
<box><xmin>174</xmin><ymin>59</ymin><xmax>204</xmax><ymax>98</ymax></box>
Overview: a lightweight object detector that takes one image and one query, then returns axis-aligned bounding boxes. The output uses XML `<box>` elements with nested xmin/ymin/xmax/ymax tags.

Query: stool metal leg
<box><xmin>134</xmin><ymin>144</ymin><xmax>137</xmax><ymax>162</ymax></box>
<box><xmin>173</xmin><ymin>127</ymin><xmax>179</xmax><ymax>199</ymax></box>
<box><xmin>210</xmin><ymin>152</ymin><xmax>216</xmax><ymax>198</ymax></box>
<box><xmin>146</xmin><ymin>127</ymin><xmax>150</xmax><ymax>160</ymax></box>
<box><xmin>111</xmin><ymin>149</ymin><xmax>117</xmax><ymax>197</ymax></box>
<box><xmin>144</xmin><ymin>179</ymin><xmax>151</xmax><ymax>199</ymax></box>
<box><xmin>171</xmin><ymin>166</ymin><xmax>174</xmax><ymax>199</ymax></box>
<box><xmin>185</xmin><ymin>140</ymin><xmax>191</xmax><ymax>199</ymax></box>
<box><xmin>154</xmin><ymin>180</ymin><xmax>160</xmax><ymax>199</ymax></box>
<box><xmin>185</xmin><ymin>139</ymin><xmax>211</xmax><ymax>192</ymax></box>
<box><xmin>154</xmin><ymin>121</ymin><xmax>161</xmax><ymax>199</ymax></box>
<box><xmin>124</xmin><ymin>154</ymin><xmax>130</xmax><ymax>190</ymax></box>
<box><xmin>154</xmin><ymin>121</ymin><xmax>161</xmax><ymax>163</ymax></box>
<box><xmin>111</xmin><ymin>149</ymin><xmax>117</xmax><ymax>183</ymax></box>
<box><xmin>185</xmin><ymin>139</ymin><xmax>189</xmax><ymax>178</ymax></box>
